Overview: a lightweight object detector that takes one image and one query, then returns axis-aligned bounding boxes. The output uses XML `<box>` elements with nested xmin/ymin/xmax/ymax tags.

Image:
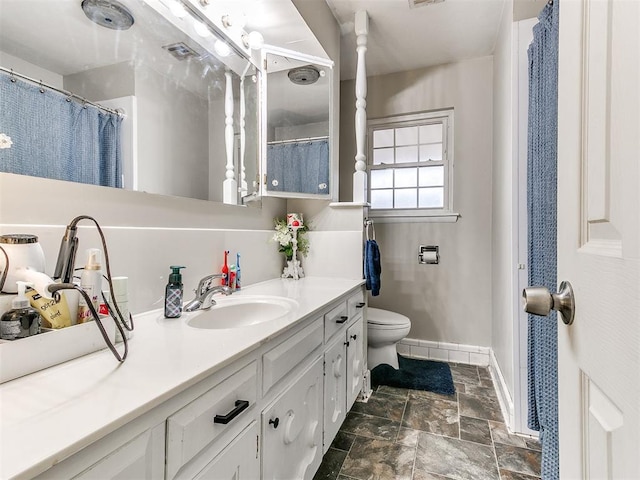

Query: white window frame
<box><xmin>367</xmin><ymin>110</ymin><xmax>458</xmax><ymax>222</ymax></box>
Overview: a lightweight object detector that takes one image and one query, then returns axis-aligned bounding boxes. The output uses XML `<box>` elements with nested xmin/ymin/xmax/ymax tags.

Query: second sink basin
<box><xmin>186</xmin><ymin>295</ymin><xmax>298</xmax><ymax>329</ymax></box>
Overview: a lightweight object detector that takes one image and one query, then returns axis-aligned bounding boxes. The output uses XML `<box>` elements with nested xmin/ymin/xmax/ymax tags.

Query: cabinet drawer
<box><xmin>263</xmin><ymin>318</ymin><xmax>323</xmax><ymax>394</ymax></box>
<box><xmin>347</xmin><ymin>289</ymin><xmax>366</xmax><ymax>319</ymax></box>
<box><xmin>323</xmin><ymin>301</ymin><xmax>349</xmax><ymax>342</ymax></box>
<box><xmin>166</xmin><ymin>361</ymin><xmax>257</xmax><ymax>479</ymax></box>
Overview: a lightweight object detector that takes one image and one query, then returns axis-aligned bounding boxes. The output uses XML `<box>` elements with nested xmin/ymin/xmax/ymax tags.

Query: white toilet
<box><xmin>367</xmin><ymin>308</ymin><xmax>412</xmax><ymax>370</ymax></box>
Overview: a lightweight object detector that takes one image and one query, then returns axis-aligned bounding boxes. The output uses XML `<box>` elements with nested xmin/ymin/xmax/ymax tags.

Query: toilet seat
<box><xmin>367</xmin><ymin>308</ymin><xmax>411</xmax><ymax>329</ymax></box>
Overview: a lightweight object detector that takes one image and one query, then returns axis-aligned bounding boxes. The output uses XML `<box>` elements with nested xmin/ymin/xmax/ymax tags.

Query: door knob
<box><xmin>522</xmin><ymin>280</ymin><xmax>575</xmax><ymax>325</ymax></box>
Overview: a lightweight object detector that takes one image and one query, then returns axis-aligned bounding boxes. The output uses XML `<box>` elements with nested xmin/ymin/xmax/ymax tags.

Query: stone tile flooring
<box><xmin>314</xmin><ymin>363</ymin><xmax>542</xmax><ymax>480</ymax></box>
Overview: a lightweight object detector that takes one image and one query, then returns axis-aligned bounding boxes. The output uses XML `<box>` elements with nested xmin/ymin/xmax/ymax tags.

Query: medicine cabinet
<box><xmin>260</xmin><ymin>47</ymin><xmax>336</xmax><ymax>200</ymax></box>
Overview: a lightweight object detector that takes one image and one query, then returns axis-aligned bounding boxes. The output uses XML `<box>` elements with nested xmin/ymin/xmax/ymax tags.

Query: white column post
<box><xmin>353</xmin><ymin>10</ymin><xmax>369</xmax><ymax>203</ymax></box>
<box><xmin>223</xmin><ymin>69</ymin><xmax>238</xmax><ymax>204</ymax></box>
<box><xmin>239</xmin><ymin>76</ymin><xmax>247</xmax><ymax>196</ymax></box>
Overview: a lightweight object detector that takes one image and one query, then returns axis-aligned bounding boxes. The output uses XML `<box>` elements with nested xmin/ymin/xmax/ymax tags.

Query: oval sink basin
<box><xmin>186</xmin><ymin>295</ymin><xmax>298</xmax><ymax>329</ymax></box>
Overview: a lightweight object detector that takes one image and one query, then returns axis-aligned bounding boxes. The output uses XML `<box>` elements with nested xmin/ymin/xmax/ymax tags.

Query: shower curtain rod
<box><xmin>267</xmin><ymin>135</ymin><xmax>329</xmax><ymax>145</ymax></box>
<box><xmin>0</xmin><ymin>67</ymin><xmax>124</xmax><ymax>117</ymax></box>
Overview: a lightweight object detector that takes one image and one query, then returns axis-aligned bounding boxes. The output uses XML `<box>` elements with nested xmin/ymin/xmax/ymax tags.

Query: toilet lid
<box><xmin>367</xmin><ymin>308</ymin><xmax>411</xmax><ymax>327</ymax></box>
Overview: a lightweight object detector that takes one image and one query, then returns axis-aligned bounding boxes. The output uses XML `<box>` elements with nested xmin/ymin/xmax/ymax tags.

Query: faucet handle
<box><xmin>196</xmin><ymin>273</ymin><xmax>226</xmax><ymax>295</ymax></box>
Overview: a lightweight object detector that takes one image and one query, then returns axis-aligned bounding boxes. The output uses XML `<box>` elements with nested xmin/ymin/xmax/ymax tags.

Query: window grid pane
<box><xmin>368</xmin><ymin>112</ymin><xmax>451</xmax><ymax>211</ymax></box>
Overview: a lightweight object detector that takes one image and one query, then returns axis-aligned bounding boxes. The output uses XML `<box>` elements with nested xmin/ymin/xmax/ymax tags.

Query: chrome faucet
<box><xmin>184</xmin><ymin>273</ymin><xmax>232</xmax><ymax>312</ymax></box>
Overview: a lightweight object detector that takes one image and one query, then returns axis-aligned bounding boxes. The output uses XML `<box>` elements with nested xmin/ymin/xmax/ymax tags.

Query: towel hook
<box><xmin>365</xmin><ymin>219</ymin><xmax>376</xmax><ymax>241</ymax></box>
<box><xmin>38</xmin><ymin>80</ymin><xmax>45</xmax><ymax>93</ymax></box>
<box><xmin>9</xmin><ymin>69</ymin><xmax>16</xmax><ymax>83</ymax></box>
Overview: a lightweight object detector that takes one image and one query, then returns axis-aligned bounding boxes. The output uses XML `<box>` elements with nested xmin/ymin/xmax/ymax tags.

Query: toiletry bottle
<box><xmin>221</xmin><ymin>250</ymin><xmax>229</xmax><ymax>286</ymax></box>
<box><xmin>164</xmin><ymin>266</ymin><xmax>185</xmax><ymax>318</ymax></box>
<box><xmin>1</xmin><ymin>281</ymin><xmax>41</xmax><ymax>340</ymax></box>
<box><xmin>229</xmin><ymin>265</ymin><xmax>236</xmax><ymax>291</ymax></box>
<box><xmin>77</xmin><ymin>248</ymin><xmax>102</xmax><ymax>324</ymax></box>
<box><xmin>235</xmin><ymin>253</ymin><xmax>241</xmax><ymax>290</ymax></box>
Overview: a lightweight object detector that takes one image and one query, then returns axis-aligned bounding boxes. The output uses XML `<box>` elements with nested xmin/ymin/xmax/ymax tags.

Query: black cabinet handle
<box><xmin>213</xmin><ymin>400</ymin><xmax>250</xmax><ymax>424</ymax></box>
<box><xmin>336</xmin><ymin>315</ymin><xmax>348</xmax><ymax>324</ymax></box>
<box><xmin>350</xmin><ymin>334</ymin><xmax>358</xmax><ymax>341</ymax></box>
<box><xmin>356</xmin><ymin>302</ymin><xmax>365</xmax><ymax>308</ymax></box>
<box><xmin>344</xmin><ymin>341</ymin><xmax>350</xmax><ymax>347</ymax></box>
<box><xmin>269</xmin><ymin>417</ymin><xmax>280</xmax><ymax>429</ymax></box>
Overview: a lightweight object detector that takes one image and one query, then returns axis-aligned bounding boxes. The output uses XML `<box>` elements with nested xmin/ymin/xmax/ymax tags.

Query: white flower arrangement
<box><xmin>272</xmin><ymin>218</ymin><xmax>309</xmax><ymax>259</ymax></box>
<box><xmin>0</xmin><ymin>133</ymin><xmax>13</xmax><ymax>149</ymax></box>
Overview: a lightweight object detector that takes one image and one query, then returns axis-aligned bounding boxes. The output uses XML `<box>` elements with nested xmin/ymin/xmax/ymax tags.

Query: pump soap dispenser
<box><xmin>1</xmin><ymin>281</ymin><xmax>41</xmax><ymax>340</ymax></box>
<box><xmin>165</xmin><ymin>266</ymin><xmax>186</xmax><ymax>318</ymax></box>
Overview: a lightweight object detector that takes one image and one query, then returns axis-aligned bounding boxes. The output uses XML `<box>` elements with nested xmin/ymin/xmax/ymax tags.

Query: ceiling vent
<box><xmin>288</xmin><ymin>66</ymin><xmax>320</xmax><ymax>85</ymax></box>
<box><xmin>409</xmin><ymin>0</ymin><xmax>445</xmax><ymax>8</ymax></box>
<box><xmin>163</xmin><ymin>42</ymin><xmax>199</xmax><ymax>61</ymax></box>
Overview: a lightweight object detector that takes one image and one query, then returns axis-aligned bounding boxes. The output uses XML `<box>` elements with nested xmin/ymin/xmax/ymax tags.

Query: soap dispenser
<box><xmin>0</xmin><ymin>281</ymin><xmax>41</xmax><ymax>340</ymax></box>
<box><xmin>164</xmin><ymin>266</ymin><xmax>185</xmax><ymax>318</ymax></box>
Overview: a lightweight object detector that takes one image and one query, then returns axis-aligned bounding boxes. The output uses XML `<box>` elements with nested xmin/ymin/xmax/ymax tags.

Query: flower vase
<box><xmin>282</xmin><ymin>258</ymin><xmax>304</xmax><ymax>279</ymax></box>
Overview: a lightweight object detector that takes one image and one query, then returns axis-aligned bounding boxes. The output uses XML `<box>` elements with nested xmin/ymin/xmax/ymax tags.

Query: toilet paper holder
<box><xmin>418</xmin><ymin>245</ymin><xmax>439</xmax><ymax>264</ymax></box>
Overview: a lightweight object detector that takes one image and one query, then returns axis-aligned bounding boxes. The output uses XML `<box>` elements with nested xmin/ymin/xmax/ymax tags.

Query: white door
<box><xmin>346</xmin><ymin>317</ymin><xmax>364</xmax><ymax>410</ymax></box>
<box><xmin>557</xmin><ymin>0</ymin><xmax>640</xmax><ymax>478</ymax></box>
<box><xmin>324</xmin><ymin>336</ymin><xmax>347</xmax><ymax>453</ymax></box>
<box><xmin>193</xmin><ymin>423</ymin><xmax>259</xmax><ymax>480</ymax></box>
<box><xmin>262</xmin><ymin>357</ymin><xmax>324</xmax><ymax>480</ymax></box>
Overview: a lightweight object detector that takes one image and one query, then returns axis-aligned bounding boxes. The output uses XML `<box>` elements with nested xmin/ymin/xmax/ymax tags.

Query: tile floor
<box><xmin>314</xmin><ymin>363</ymin><xmax>542</xmax><ymax>480</ymax></box>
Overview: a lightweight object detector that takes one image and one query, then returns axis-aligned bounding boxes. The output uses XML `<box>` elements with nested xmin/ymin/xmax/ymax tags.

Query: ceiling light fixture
<box><xmin>214</xmin><ymin>40</ymin><xmax>232</xmax><ymax>57</ymax></box>
<box><xmin>242</xmin><ymin>31</ymin><xmax>264</xmax><ymax>50</ymax></box>
<box><xmin>193</xmin><ymin>19</ymin><xmax>211</xmax><ymax>37</ymax></box>
<box><xmin>168</xmin><ymin>0</ymin><xmax>187</xmax><ymax>18</ymax></box>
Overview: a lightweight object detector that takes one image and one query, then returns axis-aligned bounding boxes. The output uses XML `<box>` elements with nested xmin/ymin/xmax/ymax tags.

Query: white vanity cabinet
<box><xmin>262</xmin><ymin>356</ymin><xmax>324</xmax><ymax>480</ymax></box>
<box><xmin>346</xmin><ymin>317</ymin><xmax>364</xmax><ymax>409</ymax></box>
<box><xmin>18</xmin><ymin>283</ymin><xmax>366</xmax><ymax>480</ymax></box>
<box><xmin>166</xmin><ymin>361</ymin><xmax>258</xmax><ymax>479</ymax></box>
<box><xmin>322</xmin><ymin>289</ymin><xmax>366</xmax><ymax>452</ymax></box>
<box><xmin>324</xmin><ymin>334</ymin><xmax>347</xmax><ymax>452</ymax></box>
<box><xmin>192</xmin><ymin>422</ymin><xmax>260</xmax><ymax>480</ymax></box>
<box><xmin>72</xmin><ymin>424</ymin><xmax>165</xmax><ymax>480</ymax></box>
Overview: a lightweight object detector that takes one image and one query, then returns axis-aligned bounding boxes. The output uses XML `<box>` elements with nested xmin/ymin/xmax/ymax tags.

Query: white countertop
<box><xmin>0</xmin><ymin>276</ymin><xmax>364</xmax><ymax>480</ymax></box>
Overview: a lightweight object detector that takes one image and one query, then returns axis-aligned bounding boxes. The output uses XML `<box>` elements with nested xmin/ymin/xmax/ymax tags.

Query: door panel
<box><xmin>557</xmin><ymin>0</ymin><xmax>640</xmax><ymax>477</ymax></box>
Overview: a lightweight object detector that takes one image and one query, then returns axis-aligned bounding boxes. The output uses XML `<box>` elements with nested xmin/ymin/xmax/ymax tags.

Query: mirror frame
<box><xmin>260</xmin><ymin>45</ymin><xmax>336</xmax><ymax>201</ymax></box>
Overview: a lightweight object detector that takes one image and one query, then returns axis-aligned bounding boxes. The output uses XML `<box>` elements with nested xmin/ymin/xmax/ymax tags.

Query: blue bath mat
<box><xmin>371</xmin><ymin>355</ymin><xmax>455</xmax><ymax>395</ymax></box>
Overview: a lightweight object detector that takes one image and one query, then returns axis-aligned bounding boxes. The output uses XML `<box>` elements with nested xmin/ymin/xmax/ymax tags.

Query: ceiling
<box><xmin>325</xmin><ymin>0</ymin><xmax>506</xmax><ymax>80</ymax></box>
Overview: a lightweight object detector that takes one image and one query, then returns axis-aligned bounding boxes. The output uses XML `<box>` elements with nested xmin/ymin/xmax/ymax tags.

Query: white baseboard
<box><xmin>489</xmin><ymin>349</ymin><xmax>515</xmax><ymax>431</ymax></box>
<box><xmin>397</xmin><ymin>338</ymin><xmax>515</xmax><ymax>432</ymax></box>
<box><xmin>397</xmin><ymin>338</ymin><xmax>490</xmax><ymax>366</ymax></box>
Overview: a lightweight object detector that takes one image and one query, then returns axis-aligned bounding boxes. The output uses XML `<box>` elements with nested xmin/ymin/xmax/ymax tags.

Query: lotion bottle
<box><xmin>77</xmin><ymin>248</ymin><xmax>102</xmax><ymax>324</ymax></box>
<box><xmin>164</xmin><ymin>266</ymin><xmax>185</xmax><ymax>318</ymax></box>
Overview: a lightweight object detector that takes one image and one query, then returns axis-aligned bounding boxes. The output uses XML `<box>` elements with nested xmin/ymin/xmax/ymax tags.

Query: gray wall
<box><xmin>135</xmin><ymin>65</ymin><xmax>209</xmax><ymax>200</ymax></box>
<box><xmin>64</xmin><ymin>62</ymin><xmax>135</xmax><ymax>101</ymax></box>
<box><xmin>492</xmin><ymin>0</ymin><xmax>516</xmax><ymax>398</ymax></box>
<box><xmin>340</xmin><ymin>57</ymin><xmax>494</xmax><ymax>346</ymax></box>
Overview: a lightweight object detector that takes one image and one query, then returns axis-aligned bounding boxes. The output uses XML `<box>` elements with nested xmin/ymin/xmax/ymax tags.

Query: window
<box><xmin>367</xmin><ymin>110</ymin><xmax>454</xmax><ymax>218</ymax></box>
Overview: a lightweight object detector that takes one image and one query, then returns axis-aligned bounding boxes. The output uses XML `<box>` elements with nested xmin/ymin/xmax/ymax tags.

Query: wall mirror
<box><xmin>262</xmin><ymin>47</ymin><xmax>334</xmax><ymax>199</ymax></box>
<box><xmin>0</xmin><ymin>0</ymin><xmax>259</xmax><ymax>206</ymax></box>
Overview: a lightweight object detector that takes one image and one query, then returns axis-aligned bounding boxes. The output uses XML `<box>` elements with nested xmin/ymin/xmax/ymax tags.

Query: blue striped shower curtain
<box><xmin>0</xmin><ymin>73</ymin><xmax>122</xmax><ymax>188</ymax></box>
<box><xmin>267</xmin><ymin>139</ymin><xmax>329</xmax><ymax>194</ymax></box>
<box><xmin>527</xmin><ymin>1</ymin><xmax>559</xmax><ymax>479</ymax></box>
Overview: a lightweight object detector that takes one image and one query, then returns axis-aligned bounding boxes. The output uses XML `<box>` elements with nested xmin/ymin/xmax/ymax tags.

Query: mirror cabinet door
<box><xmin>0</xmin><ymin>0</ymin><xmax>259</xmax><ymax>206</ymax></box>
<box><xmin>262</xmin><ymin>48</ymin><xmax>334</xmax><ymax>200</ymax></box>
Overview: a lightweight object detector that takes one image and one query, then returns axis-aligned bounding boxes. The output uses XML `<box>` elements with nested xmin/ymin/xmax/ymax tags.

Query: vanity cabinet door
<box><xmin>193</xmin><ymin>422</ymin><xmax>259</xmax><ymax>480</ymax></box>
<box><xmin>262</xmin><ymin>356</ymin><xmax>324</xmax><ymax>480</ymax></box>
<box><xmin>71</xmin><ymin>423</ymin><xmax>165</xmax><ymax>480</ymax></box>
<box><xmin>323</xmin><ymin>336</ymin><xmax>347</xmax><ymax>453</ymax></box>
<box><xmin>346</xmin><ymin>317</ymin><xmax>364</xmax><ymax>410</ymax></box>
